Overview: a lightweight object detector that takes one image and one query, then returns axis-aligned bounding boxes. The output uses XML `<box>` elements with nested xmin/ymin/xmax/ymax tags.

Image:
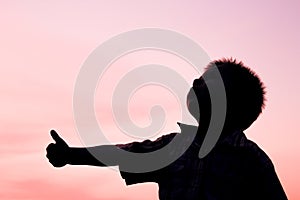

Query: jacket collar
<box><xmin>177</xmin><ymin>122</ymin><xmax>247</xmax><ymax>148</ymax></box>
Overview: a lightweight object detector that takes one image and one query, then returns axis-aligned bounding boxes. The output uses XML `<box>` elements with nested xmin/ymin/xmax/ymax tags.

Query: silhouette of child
<box><xmin>46</xmin><ymin>58</ymin><xmax>288</xmax><ymax>200</ymax></box>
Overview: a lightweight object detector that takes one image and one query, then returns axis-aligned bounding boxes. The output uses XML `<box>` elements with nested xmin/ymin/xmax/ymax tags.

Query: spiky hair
<box><xmin>204</xmin><ymin>58</ymin><xmax>266</xmax><ymax>130</ymax></box>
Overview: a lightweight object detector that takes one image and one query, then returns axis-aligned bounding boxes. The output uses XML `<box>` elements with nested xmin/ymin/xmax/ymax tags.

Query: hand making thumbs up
<box><xmin>46</xmin><ymin>130</ymin><xmax>71</xmax><ymax>167</ymax></box>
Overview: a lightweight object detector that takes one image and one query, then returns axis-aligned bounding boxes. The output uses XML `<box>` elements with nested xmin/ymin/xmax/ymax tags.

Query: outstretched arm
<box><xmin>46</xmin><ymin>130</ymin><xmax>118</xmax><ymax>167</ymax></box>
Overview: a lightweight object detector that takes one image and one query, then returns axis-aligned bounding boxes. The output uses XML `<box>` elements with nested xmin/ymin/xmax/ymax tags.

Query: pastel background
<box><xmin>1</xmin><ymin>0</ymin><xmax>299</xmax><ymax>199</ymax></box>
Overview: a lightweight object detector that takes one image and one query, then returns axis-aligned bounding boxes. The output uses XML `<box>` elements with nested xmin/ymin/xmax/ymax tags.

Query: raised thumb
<box><xmin>50</xmin><ymin>130</ymin><xmax>66</xmax><ymax>145</ymax></box>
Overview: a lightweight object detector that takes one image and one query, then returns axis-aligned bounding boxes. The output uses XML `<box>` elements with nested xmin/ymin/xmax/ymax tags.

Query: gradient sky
<box><xmin>1</xmin><ymin>0</ymin><xmax>300</xmax><ymax>199</ymax></box>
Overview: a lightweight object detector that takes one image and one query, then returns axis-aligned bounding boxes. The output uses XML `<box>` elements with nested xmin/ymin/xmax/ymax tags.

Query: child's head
<box><xmin>187</xmin><ymin>58</ymin><xmax>266</xmax><ymax>131</ymax></box>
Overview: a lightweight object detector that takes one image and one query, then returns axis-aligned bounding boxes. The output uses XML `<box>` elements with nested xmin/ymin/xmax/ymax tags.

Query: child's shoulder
<box><xmin>241</xmin><ymin>138</ymin><xmax>274</xmax><ymax>169</ymax></box>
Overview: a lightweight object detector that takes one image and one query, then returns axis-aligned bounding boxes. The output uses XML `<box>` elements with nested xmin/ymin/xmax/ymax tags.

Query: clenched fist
<box><xmin>46</xmin><ymin>130</ymin><xmax>71</xmax><ymax>167</ymax></box>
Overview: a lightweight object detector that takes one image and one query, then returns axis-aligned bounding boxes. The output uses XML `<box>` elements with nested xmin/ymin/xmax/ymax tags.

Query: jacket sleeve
<box><xmin>116</xmin><ymin>133</ymin><xmax>177</xmax><ymax>185</ymax></box>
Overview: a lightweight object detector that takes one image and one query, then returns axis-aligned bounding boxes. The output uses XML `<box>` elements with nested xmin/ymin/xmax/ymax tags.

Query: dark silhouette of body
<box><xmin>46</xmin><ymin>58</ymin><xmax>288</xmax><ymax>199</ymax></box>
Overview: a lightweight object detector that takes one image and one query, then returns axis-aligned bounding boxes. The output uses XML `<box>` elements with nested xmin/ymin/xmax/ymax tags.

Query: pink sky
<box><xmin>1</xmin><ymin>0</ymin><xmax>300</xmax><ymax>199</ymax></box>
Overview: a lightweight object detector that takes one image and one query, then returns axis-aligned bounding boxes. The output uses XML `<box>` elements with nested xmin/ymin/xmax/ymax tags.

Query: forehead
<box><xmin>193</xmin><ymin>66</ymin><xmax>226</xmax><ymax>88</ymax></box>
<box><xmin>193</xmin><ymin>76</ymin><xmax>205</xmax><ymax>87</ymax></box>
<box><xmin>193</xmin><ymin>68</ymin><xmax>216</xmax><ymax>84</ymax></box>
